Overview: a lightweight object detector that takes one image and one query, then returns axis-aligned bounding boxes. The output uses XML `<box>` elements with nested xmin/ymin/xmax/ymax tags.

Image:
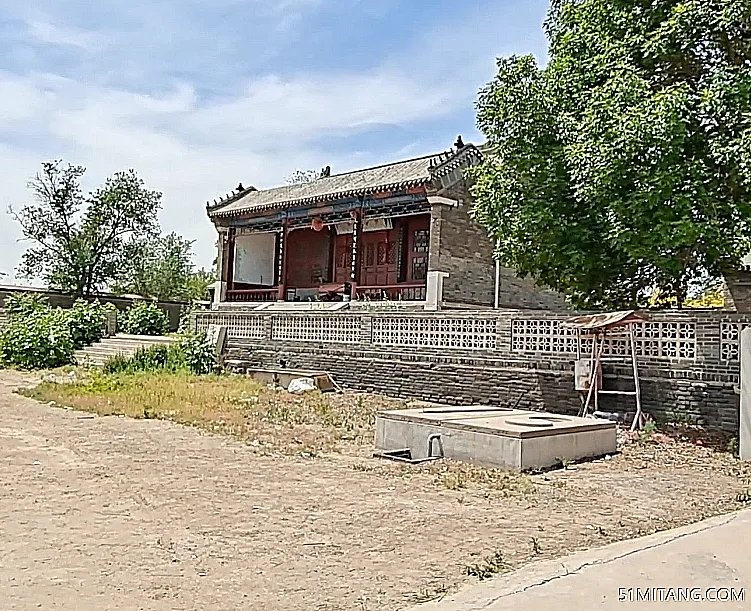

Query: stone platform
<box><xmin>375</xmin><ymin>405</ymin><xmax>617</xmax><ymax>471</ymax></box>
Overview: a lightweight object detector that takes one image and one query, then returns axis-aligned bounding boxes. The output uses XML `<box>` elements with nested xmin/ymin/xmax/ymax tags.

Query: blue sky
<box><xmin>0</xmin><ymin>0</ymin><xmax>550</xmax><ymax>280</ymax></box>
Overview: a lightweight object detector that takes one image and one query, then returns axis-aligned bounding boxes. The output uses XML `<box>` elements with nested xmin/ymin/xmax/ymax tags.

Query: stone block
<box><xmin>374</xmin><ymin>407</ymin><xmax>616</xmax><ymax>471</ymax></box>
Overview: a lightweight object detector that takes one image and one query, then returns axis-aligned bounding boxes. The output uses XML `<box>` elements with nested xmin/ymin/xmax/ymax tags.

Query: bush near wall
<box><xmin>103</xmin><ymin>333</ymin><xmax>216</xmax><ymax>375</ymax></box>
<box><xmin>0</xmin><ymin>296</ymin><xmax>111</xmax><ymax>369</ymax></box>
<box><xmin>120</xmin><ymin>301</ymin><xmax>170</xmax><ymax>336</ymax></box>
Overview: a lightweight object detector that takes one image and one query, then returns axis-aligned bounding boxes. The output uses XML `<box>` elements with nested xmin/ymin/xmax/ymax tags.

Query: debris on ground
<box><xmin>287</xmin><ymin>377</ymin><xmax>318</xmax><ymax>394</ymax></box>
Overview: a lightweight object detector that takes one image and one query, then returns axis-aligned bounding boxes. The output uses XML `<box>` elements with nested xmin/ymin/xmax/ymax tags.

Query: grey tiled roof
<box><xmin>207</xmin><ymin>145</ymin><xmax>482</xmax><ymax>218</ymax></box>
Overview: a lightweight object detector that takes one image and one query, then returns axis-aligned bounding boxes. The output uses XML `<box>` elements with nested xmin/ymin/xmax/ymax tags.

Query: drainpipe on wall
<box><xmin>494</xmin><ymin>239</ymin><xmax>501</xmax><ymax>310</ymax></box>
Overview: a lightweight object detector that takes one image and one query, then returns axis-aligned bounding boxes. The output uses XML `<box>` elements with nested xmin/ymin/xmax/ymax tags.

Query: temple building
<box><xmin>206</xmin><ymin>139</ymin><xmax>565</xmax><ymax>310</ymax></box>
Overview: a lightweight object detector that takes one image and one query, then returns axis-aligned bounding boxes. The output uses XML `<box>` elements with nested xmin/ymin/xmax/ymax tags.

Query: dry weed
<box><xmin>23</xmin><ymin>371</ymin><xmax>399</xmax><ymax>455</ymax></box>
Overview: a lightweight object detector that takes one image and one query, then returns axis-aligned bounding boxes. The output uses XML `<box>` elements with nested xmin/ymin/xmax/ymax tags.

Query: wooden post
<box><xmin>350</xmin><ymin>210</ymin><xmax>362</xmax><ymax>297</ymax></box>
<box><xmin>629</xmin><ymin>325</ymin><xmax>643</xmax><ymax>432</ymax></box>
<box><xmin>277</xmin><ymin>224</ymin><xmax>289</xmax><ymax>301</ymax></box>
<box><xmin>225</xmin><ymin>228</ymin><xmax>236</xmax><ymax>294</ymax></box>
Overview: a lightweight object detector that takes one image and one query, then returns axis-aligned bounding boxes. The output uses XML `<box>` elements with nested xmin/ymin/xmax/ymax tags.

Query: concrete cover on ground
<box><xmin>375</xmin><ymin>407</ymin><xmax>617</xmax><ymax>470</ymax></box>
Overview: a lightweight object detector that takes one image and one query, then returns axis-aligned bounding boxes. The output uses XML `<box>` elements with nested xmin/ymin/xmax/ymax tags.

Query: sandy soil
<box><xmin>1</xmin><ymin>369</ymin><xmax>749</xmax><ymax>611</ymax></box>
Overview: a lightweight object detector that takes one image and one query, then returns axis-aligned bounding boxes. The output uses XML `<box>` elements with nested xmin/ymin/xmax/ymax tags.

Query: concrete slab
<box><xmin>375</xmin><ymin>407</ymin><xmax>616</xmax><ymax>470</ymax></box>
<box><xmin>413</xmin><ymin>510</ymin><xmax>750</xmax><ymax>611</ymax></box>
<box><xmin>741</xmin><ymin>328</ymin><xmax>751</xmax><ymax>461</ymax></box>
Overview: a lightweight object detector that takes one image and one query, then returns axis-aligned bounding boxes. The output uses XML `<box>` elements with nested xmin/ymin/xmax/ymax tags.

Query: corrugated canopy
<box><xmin>563</xmin><ymin>310</ymin><xmax>650</xmax><ymax>331</ymax></box>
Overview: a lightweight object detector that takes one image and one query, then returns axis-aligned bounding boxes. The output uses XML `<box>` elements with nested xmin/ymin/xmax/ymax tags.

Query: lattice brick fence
<box><xmin>271</xmin><ymin>316</ymin><xmax>362</xmax><ymax>344</ymax></box>
<box><xmin>195</xmin><ymin>312</ymin><xmax>267</xmax><ymax>340</ymax></box>
<box><xmin>372</xmin><ymin>316</ymin><xmax>497</xmax><ymax>350</ymax></box>
<box><xmin>509</xmin><ymin>319</ymin><xmax>697</xmax><ymax>360</ymax></box>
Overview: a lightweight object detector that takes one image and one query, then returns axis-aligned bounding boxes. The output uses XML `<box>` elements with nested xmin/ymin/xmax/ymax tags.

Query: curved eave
<box><xmin>208</xmin><ymin>177</ymin><xmax>430</xmax><ymax>219</ymax></box>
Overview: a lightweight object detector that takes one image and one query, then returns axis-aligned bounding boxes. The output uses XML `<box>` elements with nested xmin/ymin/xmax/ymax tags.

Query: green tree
<box><xmin>470</xmin><ymin>1</ymin><xmax>751</xmax><ymax>308</ymax></box>
<box><xmin>114</xmin><ymin>233</ymin><xmax>214</xmax><ymax>301</ymax></box>
<box><xmin>11</xmin><ymin>161</ymin><xmax>161</xmax><ymax>296</ymax></box>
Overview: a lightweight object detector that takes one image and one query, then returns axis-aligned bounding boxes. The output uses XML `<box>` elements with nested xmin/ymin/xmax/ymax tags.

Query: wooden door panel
<box><xmin>360</xmin><ymin>229</ymin><xmax>398</xmax><ymax>286</ymax></box>
<box><xmin>333</xmin><ymin>234</ymin><xmax>353</xmax><ymax>283</ymax></box>
<box><xmin>406</xmin><ymin>215</ymin><xmax>430</xmax><ymax>283</ymax></box>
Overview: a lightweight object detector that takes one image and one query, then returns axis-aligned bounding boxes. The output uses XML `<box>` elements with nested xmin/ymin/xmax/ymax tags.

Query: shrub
<box><xmin>0</xmin><ymin>308</ymin><xmax>74</xmax><ymax>369</ymax></box>
<box><xmin>0</xmin><ymin>294</ymin><xmax>113</xmax><ymax>369</ymax></box>
<box><xmin>5</xmin><ymin>292</ymin><xmax>49</xmax><ymax>320</ymax></box>
<box><xmin>67</xmin><ymin>299</ymin><xmax>110</xmax><ymax>348</ymax></box>
<box><xmin>103</xmin><ymin>332</ymin><xmax>215</xmax><ymax>375</ymax></box>
<box><xmin>178</xmin><ymin>302</ymin><xmax>199</xmax><ymax>333</ymax></box>
<box><xmin>120</xmin><ymin>301</ymin><xmax>169</xmax><ymax>336</ymax></box>
<box><xmin>175</xmin><ymin>332</ymin><xmax>216</xmax><ymax>375</ymax></box>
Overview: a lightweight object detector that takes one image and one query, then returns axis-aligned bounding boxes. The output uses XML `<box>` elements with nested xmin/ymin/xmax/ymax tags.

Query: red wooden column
<box><xmin>276</xmin><ymin>224</ymin><xmax>289</xmax><ymax>301</ymax></box>
<box><xmin>224</xmin><ymin>228</ymin><xmax>236</xmax><ymax>295</ymax></box>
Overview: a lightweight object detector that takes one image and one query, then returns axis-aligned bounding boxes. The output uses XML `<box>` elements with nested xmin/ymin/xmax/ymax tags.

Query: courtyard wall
<box><xmin>194</xmin><ymin>308</ymin><xmax>748</xmax><ymax>434</ymax></box>
<box><xmin>0</xmin><ymin>286</ymin><xmax>189</xmax><ymax>331</ymax></box>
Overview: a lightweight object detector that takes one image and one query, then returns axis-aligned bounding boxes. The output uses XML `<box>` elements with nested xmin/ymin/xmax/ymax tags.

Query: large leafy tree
<box><xmin>113</xmin><ymin>233</ymin><xmax>214</xmax><ymax>301</ymax></box>
<box><xmin>11</xmin><ymin>161</ymin><xmax>161</xmax><ymax>296</ymax></box>
<box><xmin>470</xmin><ymin>0</ymin><xmax>751</xmax><ymax>308</ymax></box>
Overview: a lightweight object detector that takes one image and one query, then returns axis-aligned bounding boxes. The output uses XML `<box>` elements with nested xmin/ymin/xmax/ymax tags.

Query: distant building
<box><xmin>206</xmin><ymin>139</ymin><xmax>565</xmax><ymax>310</ymax></box>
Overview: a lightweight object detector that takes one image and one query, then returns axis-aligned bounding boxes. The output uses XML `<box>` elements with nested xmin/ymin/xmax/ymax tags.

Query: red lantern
<box><xmin>312</xmin><ymin>217</ymin><xmax>324</xmax><ymax>232</ymax></box>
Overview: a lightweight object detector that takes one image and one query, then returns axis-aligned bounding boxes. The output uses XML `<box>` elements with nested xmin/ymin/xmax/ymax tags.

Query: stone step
<box><xmin>75</xmin><ymin>334</ymin><xmax>177</xmax><ymax>368</ymax></box>
<box><xmin>77</xmin><ymin>345</ymin><xmax>161</xmax><ymax>355</ymax></box>
<box><xmin>112</xmin><ymin>334</ymin><xmax>174</xmax><ymax>342</ymax></box>
<box><xmin>103</xmin><ymin>335</ymin><xmax>174</xmax><ymax>346</ymax></box>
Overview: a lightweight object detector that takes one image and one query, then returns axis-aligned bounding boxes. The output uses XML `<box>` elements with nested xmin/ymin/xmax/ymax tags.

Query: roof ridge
<box><xmin>214</xmin><ymin>150</ymin><xmax>447</xmax><ymax>202</ymax></box>
<box><xmin>207</xmin><ymin>143</ymin><xmax>483</xmax><ymax>218</ymax></box>
<box><xmin>325</xmin><ymin>150</ymin><xmax>448</xmax><ymax>179</ymax></box>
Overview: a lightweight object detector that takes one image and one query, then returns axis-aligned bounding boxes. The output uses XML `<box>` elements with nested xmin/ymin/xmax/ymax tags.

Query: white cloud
<box><xmin>24</xmin><ymin>19</ymin><xmax>107</xmax><ymax>51</ymax></box>
<box><xmin>185</xmin><ymin>71</ymin><xmax>457</xmax><ymax>144</ymax></box>
<box><xmin>0</xmin><ymin>66</ymin><xmax>458</xmax><ymax>279</ymax></box>
<box><xmin>0</xmin><ymin>0</ymin><xmax>545</xmax><ymax>283</ymax></box>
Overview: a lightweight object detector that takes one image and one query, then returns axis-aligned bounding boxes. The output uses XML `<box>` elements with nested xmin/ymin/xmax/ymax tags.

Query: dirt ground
<box><xmin>1</xmin><ymin>369</ymin><xmax>750</xmax><ymax>611</ymax></box>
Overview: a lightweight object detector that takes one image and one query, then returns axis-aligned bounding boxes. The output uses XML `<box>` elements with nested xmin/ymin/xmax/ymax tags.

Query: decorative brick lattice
<box><xmin>511</xmin><ymin>320</ymin><xmax>578</xmax><ymax>354</ymax></box>
<box><xmin>372</xmin><ymin>317</ymin><xmax>497</xmax><ymax>350</ymax></box>
<box><xmin>511</xmin><ymin>319</ymin><xmax>697</xmax><ymax>360</ymax></box>
<box><xmin>195</xmin><ymin>313</ymin><xmax>266</xmax><ymax>340</ymax></box>
<box><xmin>721</xmin><ymin>322</ymin><xmax>739</xmax><ymax>361</ymax></box>
<box><xmin>719</xmin><ymin>321</ymin><xmax>751</xmax><ymax>362</ymax></box>
<box><xmin>271</xmin><ymin>316</ymin><xmax>362</xmax><ymax>344</ymax></box>
<box><xmin>632</xmin><ymin>322</ymin><xmax>696</xmax><ymax>360</ymax></box>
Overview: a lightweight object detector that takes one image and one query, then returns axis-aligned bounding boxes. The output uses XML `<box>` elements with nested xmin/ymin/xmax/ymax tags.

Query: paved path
<box><xmin>415</xmin><ymin>510</ymin><xmax>750</xmax><ymax>610</ymax></box>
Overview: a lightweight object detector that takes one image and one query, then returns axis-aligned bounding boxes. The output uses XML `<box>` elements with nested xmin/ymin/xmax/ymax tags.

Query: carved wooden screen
<box><xmin>359</xmin><ymin>229</ymin><xmax>399</xmax><ymax>286</ymax></box>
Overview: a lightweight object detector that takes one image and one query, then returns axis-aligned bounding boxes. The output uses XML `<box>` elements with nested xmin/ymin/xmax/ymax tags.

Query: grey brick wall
<box><xmin>197</xmin><ymin>308</ymin><xmax>750</xmax><ymax>434</ymax></box>
<box><xmin>429</xmin><ymin>200</ymin><xmax>497</xmax><ymax>306</ymax></box>
<box><xmin>428</xmin><ymin>178</ymin><xmax>568</xmax><ymax>310</ymax></box>
<box><xmin>726</xmin><ymin>271</ymin><xmax>751</xmax><ymax>312</ymax></box>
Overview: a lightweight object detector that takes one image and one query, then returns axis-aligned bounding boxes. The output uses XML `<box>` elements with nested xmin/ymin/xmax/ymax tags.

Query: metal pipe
<box><xmin>494</xmin><ymin>239</ymin><xmax>501</xmax><ymax>309</ymax></box>
<box><xmin>427</xmin><ymin>434</ymin><xmax>443</xmax><ymax>459</ymax></box>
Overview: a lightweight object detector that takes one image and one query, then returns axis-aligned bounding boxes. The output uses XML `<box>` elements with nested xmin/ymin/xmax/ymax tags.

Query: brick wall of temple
<box><xmin>428</xmin><ymin>201</ymin><xmax>496</xmax><ymax>306</ymax></box>
<box><xmin>195</xmin><ymin>308</ymin><xmax>749</xmax><ymax>434</ymax></box>
<box><xmin>725</xmin><ymin>270</ymin><xmax>751</xmax><ymax>312</ymax></box>
<box><xmin>428</xmin><ymin>179</ymin><xmax>568</xmax><ymax>310</ymax></box>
